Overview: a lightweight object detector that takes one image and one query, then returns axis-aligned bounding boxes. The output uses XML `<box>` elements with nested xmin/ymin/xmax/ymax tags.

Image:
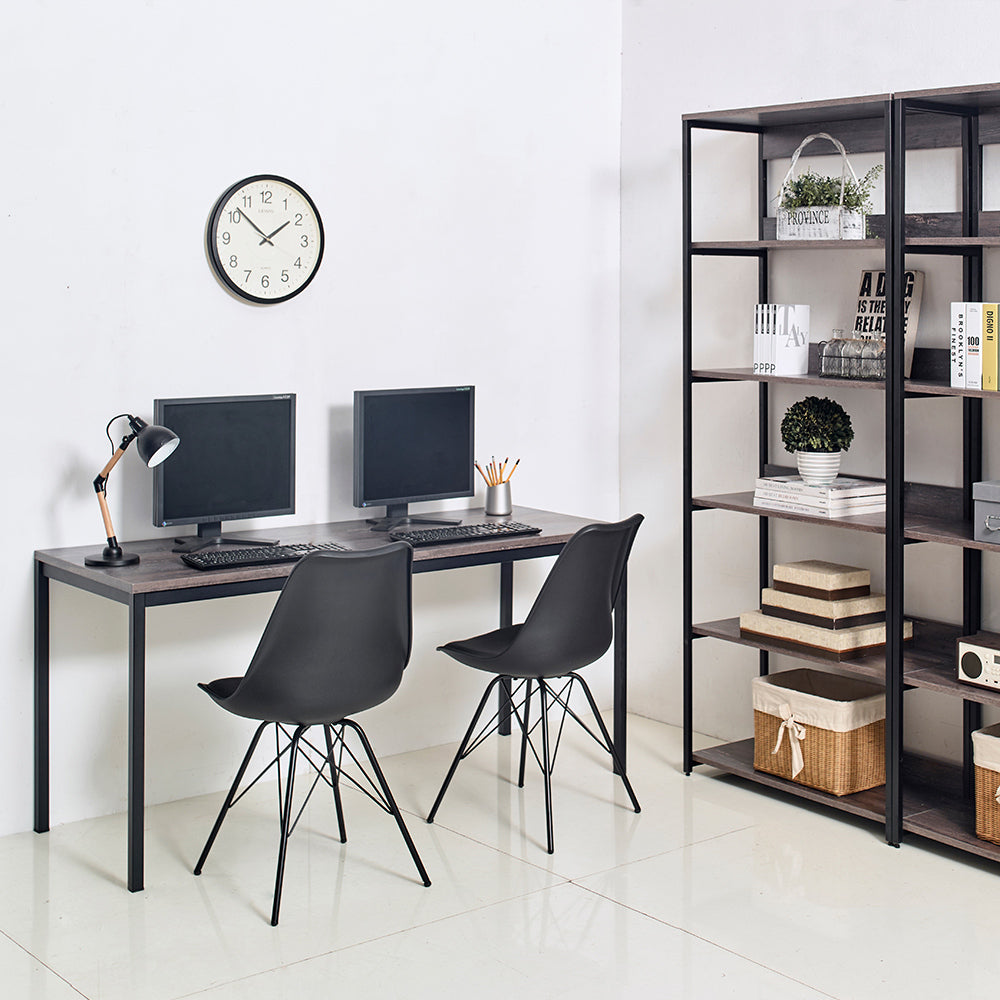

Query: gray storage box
<box><xmin>974</xmin><ymin>481</ymin><xmax>1000</xmax><ymax>544</ymax></box>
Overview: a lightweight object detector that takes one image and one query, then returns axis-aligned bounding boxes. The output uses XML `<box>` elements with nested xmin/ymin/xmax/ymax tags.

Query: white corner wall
<box><xmin>621</xmin><ymin>2</ymin><xmax>1000</xmax><ymax>758</ymax></box>
<box><xmin>2</xmin><ymin>1</ymin><xmax>622</xmax><ymax>833</ymax></box>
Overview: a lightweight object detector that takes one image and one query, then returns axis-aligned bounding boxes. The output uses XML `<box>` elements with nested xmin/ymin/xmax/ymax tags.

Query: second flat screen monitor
<box><xmin>354</xmin><ymin>385</ymin><xmax>474</xmax><ymax>529</ymax></box>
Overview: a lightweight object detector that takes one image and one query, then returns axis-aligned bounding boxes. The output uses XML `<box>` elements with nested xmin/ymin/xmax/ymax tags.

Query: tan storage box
<box><xmin>752</xmin><ymin>668</ymin><xmax>885</xmax><ymax>796</ymax></box>
<box><xmin>973</xmin><ymin>723</ymin><xmax>1000</xmax><ymax>845</ymax></box>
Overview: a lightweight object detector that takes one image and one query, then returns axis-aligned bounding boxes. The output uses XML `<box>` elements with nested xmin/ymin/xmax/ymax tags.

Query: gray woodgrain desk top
<box><xmin>34</xmin><ymin>506</ymin><xmax>594</xmax><ymax>600</ymax></box>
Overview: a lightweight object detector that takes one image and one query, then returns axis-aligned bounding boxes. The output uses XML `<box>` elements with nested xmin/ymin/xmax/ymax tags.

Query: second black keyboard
<box><xmin>388</xmin><ymin>522</ymin><xmax>541</xmax><ymax>546</ymax></box>
<box><xmin>181</xmin><ymin>541</ymin><xmax>349</xmax><ymax>571</ymax></box>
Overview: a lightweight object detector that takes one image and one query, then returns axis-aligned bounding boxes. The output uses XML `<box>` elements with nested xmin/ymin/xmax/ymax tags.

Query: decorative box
<box><xmin>973</xmin><ymin>723</ymin><xmax>1000</xmax><ymax>845</ymax></box>
<box><xmin>973</xmin><ymin>480</ymin><xmax>1000</xmax><ymax>544</ymax></box>
<box><xmin>752</xmin><ymin>668</ymin><xmax>885</xmax><ymax>796</ymax></box>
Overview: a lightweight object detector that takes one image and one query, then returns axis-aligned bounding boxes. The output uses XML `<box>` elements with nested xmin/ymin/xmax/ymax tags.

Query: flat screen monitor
<box><xmin>153</xmin><ymin>393</ymin><xmax>295</xmax><ymax>551</ymax></box>
<box><xmin>353</xmin><ymin>385</ymin><xmax>474</xmax><ymax>530</ymax></box>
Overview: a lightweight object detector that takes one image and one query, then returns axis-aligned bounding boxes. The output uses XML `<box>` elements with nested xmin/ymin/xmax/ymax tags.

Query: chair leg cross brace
<box><xmin>195</xmin><ymin>719</ymin><xmax>430</xmax><ymax>925</ymax></box>
<box><xmin>427</xmin><ymin>673</ymin><xmax>640</xmax><ymax>854</ymax></box>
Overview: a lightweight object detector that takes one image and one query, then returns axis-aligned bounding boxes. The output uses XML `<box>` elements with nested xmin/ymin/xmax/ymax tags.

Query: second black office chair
<box><xmin>426</xmin><ymin>514</ymin><xmax>643</xmax><ymax>853</ymax></box>
<box><xmin>193</xmin><ymin>543</ymin><xmax>430</xmax><ymax>925</ymax></box>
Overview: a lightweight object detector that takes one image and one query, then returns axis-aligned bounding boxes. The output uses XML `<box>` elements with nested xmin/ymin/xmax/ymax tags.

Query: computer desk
<box><xmin>33</xmin><ymin>505</ymin><xmax>630</xmax><ymax>892</ymax></box>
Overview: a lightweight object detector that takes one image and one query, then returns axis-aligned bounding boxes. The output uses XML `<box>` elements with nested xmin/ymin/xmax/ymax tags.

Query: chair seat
<box><xmin>437</xmin><ymin>625</ymin><xmax>524</xmax><ymax>673</ymax></box>
<box><xmin>198</xmin><ymin>677</ymin><xmax>241</xmax><ymax>703</ymax></box>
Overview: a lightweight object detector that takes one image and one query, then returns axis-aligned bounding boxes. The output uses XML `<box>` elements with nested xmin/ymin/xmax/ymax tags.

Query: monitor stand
<box><xmin>171</xmin><ymin>521</ymin><xmax>279</xmax><ymax>553</ymax></box>
<box><xmin>367</xmin><ymin>503</ymin><xmax>462</xmax><ymax>533</ymax></box>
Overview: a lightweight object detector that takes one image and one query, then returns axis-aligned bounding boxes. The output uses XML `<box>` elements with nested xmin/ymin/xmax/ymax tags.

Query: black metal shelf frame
<box><xmin>683</xmin><ymin>91</ymin><xmax>994</xmax><ymax>853</ymax></box>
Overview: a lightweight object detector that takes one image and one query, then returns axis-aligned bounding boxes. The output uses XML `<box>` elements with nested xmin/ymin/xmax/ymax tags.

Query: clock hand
<box><xmin>259</xmin><ymin>220</ymin><xmax>291</xmax><ymax>245</ymax></box>
<box><xmin>240</xmin><ymin>214</ymin><xmax>274</xmax><ymax>246</ymax></box>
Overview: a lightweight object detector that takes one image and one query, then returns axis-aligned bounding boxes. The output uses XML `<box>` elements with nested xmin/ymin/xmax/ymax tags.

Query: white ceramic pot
<box><xmin>796</xmin><ymin>450</ymin><xmax>841</xmax><ymax>486</ymax></box>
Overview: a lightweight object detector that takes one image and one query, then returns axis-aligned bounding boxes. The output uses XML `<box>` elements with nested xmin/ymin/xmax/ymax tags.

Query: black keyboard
<box><xmin>388</xmin><ymin>521</ymin><xmax>541</xmax><ymax>546</ymax></box>
<box><xmin>181</xmin><ymin>541</ymin><xmax>349</xmax><ymax>571</ymax></box>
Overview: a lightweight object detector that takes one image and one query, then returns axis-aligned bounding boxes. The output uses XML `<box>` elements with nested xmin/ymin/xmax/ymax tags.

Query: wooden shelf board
<box><xmin>692</xmin><ymin>491</ymin><xmax>887</xmax><ymax>532</ymax></box>
<box><xmin>691</xmin><ymin>616</ymin><xmax>960</xmax><ymax>682</ymax></box>
<box><xmin>689</xmin><ymin>367</ymin><xmax>996</xmax><ymax>399</ymax></box>
<box><xmin>693</xmin><ymin>739</ymin><xmax>1000</xmax><ymax>861</ymax></box>
<box><xmin>691</xmin><ymin>239</ymin><xmax>883</xmax><ymax>252</ymax></box>
<box><xmin>683</xmin><ymin>94</ymin><xmax>891</xmax><ymax>130</ymax></box>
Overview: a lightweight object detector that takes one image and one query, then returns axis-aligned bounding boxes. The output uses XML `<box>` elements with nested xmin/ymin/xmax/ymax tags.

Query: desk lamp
<box><xmin>85</xmin><ymin>414</ymin><xmax>180</xmax><ymax>567</ymax></box>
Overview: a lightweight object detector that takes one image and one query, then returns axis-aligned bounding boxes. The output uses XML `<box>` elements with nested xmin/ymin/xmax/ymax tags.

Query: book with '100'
<box><xmin>754</xmin><ymin>475</ymin><xmax>886</xmax><ymax>500</ymax></box>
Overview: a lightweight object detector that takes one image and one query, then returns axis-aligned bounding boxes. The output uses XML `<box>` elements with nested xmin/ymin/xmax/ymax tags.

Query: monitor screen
<box><xmin>153</xmin><ymin>394</ymin><xmax>295</xmax><ymax>537</ymax></box>
<box><xmin>353</xmin><ymin>385</ymin><xmax>474</xmax><ymax>519</ymax></box>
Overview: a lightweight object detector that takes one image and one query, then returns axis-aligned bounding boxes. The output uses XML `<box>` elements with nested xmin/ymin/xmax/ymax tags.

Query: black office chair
<box><xmin>426</xmin><ymin>514</ymin><xmax>643</xmax><ymax>853</ymax></box>
<box><xmin>193</xmin><ymin>543</ymin><xmax>430</xmax><ymax>925</ymax></box>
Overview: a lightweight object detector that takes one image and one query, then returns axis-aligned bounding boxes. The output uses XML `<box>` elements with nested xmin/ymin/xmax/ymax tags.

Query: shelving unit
<box><xmin>682</xmin><ymin>83</ymin><xmax>1000</xmax><ymax>866</ymax></box>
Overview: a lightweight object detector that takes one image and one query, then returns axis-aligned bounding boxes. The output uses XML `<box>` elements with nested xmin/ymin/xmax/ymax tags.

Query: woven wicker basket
<box><xmin>972</xmin><ymin>723</ymin><xmax>1000</xmax><ymax>845</ymax></box>
<box><xmin>752</xmin><ymin>668</ymin><xmax>885</xmax><ymax>796</ymax></box>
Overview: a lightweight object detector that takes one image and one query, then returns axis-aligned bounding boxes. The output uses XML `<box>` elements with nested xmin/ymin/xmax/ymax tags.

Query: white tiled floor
<box><xmin>8</xmin><ymin>714</ymin><xmax>1000</xmax><ymax>999</ymax></box>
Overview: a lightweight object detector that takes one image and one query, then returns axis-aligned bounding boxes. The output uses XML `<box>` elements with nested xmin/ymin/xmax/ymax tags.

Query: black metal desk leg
<box><xmin>128</xmin><ymin>594</ymin><xmax>146</xmax><ymax>892</ymax></box>
<box><xmin>34</xmin><ymin>563</ymin><xmax>50</xmax><ymax>834</ymax></box>
<box><xmin>613</xmin><ymin>568</ymin><xmax>627</xmax><ymax>775</ymax></box>
<box><xmin>499</xmin><ymin>561</ymin><xmax>513</xmax><ymax>736</ymax></box>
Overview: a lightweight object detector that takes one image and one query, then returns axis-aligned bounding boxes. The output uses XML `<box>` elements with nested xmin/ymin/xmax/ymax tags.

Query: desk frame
<box><xmin>34</xmin><ymin>507</ymin><xmax>628</xmax><ymax>892</ymax></box>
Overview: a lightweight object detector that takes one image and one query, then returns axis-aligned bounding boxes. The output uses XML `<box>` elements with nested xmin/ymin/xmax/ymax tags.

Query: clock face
<box><xmin>207</xmin><ymin>175</ymin><xmax>324</xmax><ymax>303</ymax></box>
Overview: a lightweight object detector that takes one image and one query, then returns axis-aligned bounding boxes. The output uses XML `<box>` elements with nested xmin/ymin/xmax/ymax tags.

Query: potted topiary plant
<box><xmin>776</xmin><ymin>133</ymin><xmax>883</xmax><ymax>240</ymax></box>
<box><xmin>780</xmin><ymin>395</ymin><xmax>854</xmax><ymax>485</ymax></box>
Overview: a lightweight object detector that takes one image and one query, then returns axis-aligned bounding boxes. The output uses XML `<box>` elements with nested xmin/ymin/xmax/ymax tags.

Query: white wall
<box><xmin>3</xmin><ymin>1</ymin><xmax>623</xmax><ymax>833</ymax></box>
<box><xmin>621</xmin><ymin>1</ymin><xmax>1000</xmax><ymax>758</ymax></box>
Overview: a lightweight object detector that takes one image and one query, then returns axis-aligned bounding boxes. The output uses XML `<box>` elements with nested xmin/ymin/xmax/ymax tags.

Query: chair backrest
<box><xmin>508</xmin><ymin>514</ymin><xmax>643</xmax><ymax>678</ymax></box>
<box><xmin>221</xmin><ymin>542</ymin><xmax>413</xmax><ymax>725</ymax></box>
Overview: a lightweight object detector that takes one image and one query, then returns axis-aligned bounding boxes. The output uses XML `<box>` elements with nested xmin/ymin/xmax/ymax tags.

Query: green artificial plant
<box><xmin>780</xmin><ymin>396</ymin><xmax>854</xmax><ymax>454</ymax></box>
<box><xmin>780</xmin><ymin>163</ymin><xmax>883</xmax><ymax>213</ymax></box>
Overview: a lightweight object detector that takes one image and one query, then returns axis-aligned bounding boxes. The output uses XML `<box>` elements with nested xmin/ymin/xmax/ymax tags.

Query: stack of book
<box><xmin>739</xmin><ymin>559</ymin><xmax>912</xmax><ymax>660</ymax></box>
<box><xmin>753</xmin><ymin>474</ymin><xmax>885</xmax><ymax>518</ymax></box>
<box><xmin>951</xmin><ymin>302</ymin><xmax>998</xmax><ymax>390</ymax></box>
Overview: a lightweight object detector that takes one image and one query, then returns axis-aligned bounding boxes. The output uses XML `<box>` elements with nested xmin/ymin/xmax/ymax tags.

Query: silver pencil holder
<box><xmin>485</xmin><ymin>482</ymin><xmax>512</xmax><ymax>516</ymax></box>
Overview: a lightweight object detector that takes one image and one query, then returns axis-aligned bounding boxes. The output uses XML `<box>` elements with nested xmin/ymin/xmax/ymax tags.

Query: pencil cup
<box><xmin>485</xmin><ymin>482</ymin><xmax>512</xmax><ymax>516</ymax></box>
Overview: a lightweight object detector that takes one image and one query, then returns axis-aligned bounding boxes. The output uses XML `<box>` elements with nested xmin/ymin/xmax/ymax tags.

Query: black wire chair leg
<box><xmin>571</xmin><ymin>672</ymin><xmax>641</xmax><ymax>813</ymax></box>
<box><xmin>324</xmin><ymin>724</ymin><xmax>348</xmax><ymax>844</ymax></box>
<box><xmin>342</xmin><ymin>719</ymin><xmax>431</xmax><ymax>888</ymax></box>
<box><xmin>194</xmin><ymin>721</ymin><xmax>268</xmax><ymax>876</ymax></box>
<box><xmin>271</xmin><ymin>725</ymin><xmax>304</xmax><ymax>926</ymax></box>
<box><xmin>539</xmin><ymin>681</ymin><xmax>555</xmax><ymax>854</ymax></box>
<box><xmin>518</xmin><ymin>678</ymin><xmax>532</xmax><ymax>788</ymax></box>
<box><xmin>427</xmin><ymin>675</ymin><xmax>503</xmax><ymax>824</ymax></box>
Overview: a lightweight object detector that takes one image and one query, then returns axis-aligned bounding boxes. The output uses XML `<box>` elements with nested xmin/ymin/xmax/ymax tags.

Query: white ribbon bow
<box><xmin>772</xmin><ymin>703</ymin><xmax>807</xmax><ymax>778</ymax></box>
<box><xmin>994</xmin><ymin>785</ymin><xmax>1000</xmax><ymax>806</ymax></box>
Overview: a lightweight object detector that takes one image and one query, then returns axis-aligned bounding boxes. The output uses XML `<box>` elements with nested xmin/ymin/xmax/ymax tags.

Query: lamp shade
<box><xmin>135</xmin><ymin>421</ymin><xmax>180</xmax><ymax>468</ymax></box>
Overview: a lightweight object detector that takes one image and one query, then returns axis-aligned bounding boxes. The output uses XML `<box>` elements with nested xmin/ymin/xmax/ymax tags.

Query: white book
<box><xmin>966</xmin><ymin>301</ymin><xmax>982</xmax><ymax>389</ymax></box>
<box><xmin>773</xmin><ymin>304</ymin><xmax>810</xmax><ymax>375</ymax></box>
<box><xmin>754</xmin><ymin>475</ymin><xmax>886</xmax><ymax>499</ymax></box>
<box><xmin>768</xmin><ymin>304</ymin><xmax>776</xmax><ymax>375</ymax></box>
<box><xmin>753</xmin><ymin>496</ymin><xmax>885</xmax><ymax>518</ymax></box>
<box><xmin>753</xmin><ymin>304</ymin><xmax>762</xmax><ymax>375</ymax></box>
<box><xmin>952</xmin><ymin>302</ymin><xmax>965</xmax><ymax>388</ymax></box>
<box><xmin>753</xmin><ymin>487</ymin><xmax>886</xmax><ymax>510</ymax></box>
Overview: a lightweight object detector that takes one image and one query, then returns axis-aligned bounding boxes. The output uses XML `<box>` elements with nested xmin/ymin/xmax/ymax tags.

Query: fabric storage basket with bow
<box><xmin>776</xmin><ymin>132</ymin><xmax>868</xmax><ymax>241</ymax></box>
<box><xmin>752</xmin><ymin>668</ymin><xmax>885</xmax><ymax>796</ymax></box>
<box><xmin>973</xmin><ymin>723</ymin><xmax>1000</xmax><ymax>844</ymax></box>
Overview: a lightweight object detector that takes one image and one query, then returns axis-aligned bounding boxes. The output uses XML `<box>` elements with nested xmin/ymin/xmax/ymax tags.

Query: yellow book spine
<box><xmin>984</xmin><ymin>303</ymin><xmax>999</xmax><ymax>391</ymax></box>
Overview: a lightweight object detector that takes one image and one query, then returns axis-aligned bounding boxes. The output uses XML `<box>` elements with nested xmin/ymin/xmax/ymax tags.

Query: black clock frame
<box><xmin>207</xmin><ymin>174</ymin><xmax>325</xmax><ymax>304</ymax></box>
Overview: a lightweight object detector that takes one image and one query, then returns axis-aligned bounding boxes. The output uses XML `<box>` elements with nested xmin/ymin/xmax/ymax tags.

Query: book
<box><xmin>952</xmin><ymin>302</ymin><xmax>966</xmax><ymax>388</ymax></box>
<box><xmin>983</xmin><ymin>303</ymin><xmax>998</xmax><ymax>392</ymax></box>
<box><xmin>753</xmin><ymin>496</ymin><xmax>885</xmax><ymax>518</ymax></box>
<box><xmin>739</xmin><ymin>609</ymin><xmax>912</xmax><ymax>660</ymax></box>
<box><xmin>754</xmin><ymin>475</ymin><xmax>885</xmax><ymax>500</ymax></box>
<box><xmin>966</xmin><ymin>301</ymin><xmax>983</xmax><ymax>389</ymax></box>
<box><xmin>773</xmin><ymin>304</ymin><xmax>810</xmax><ymax>375</ymax></box>
<box><xmin>854</xmin><ymin>270</ymin><xmax>923</xmax><ymax>377</ymax></box>
<box><xmin>753</xmin><ymin>487</ymin><xmax>885</xmax><ymax>510</ymax></box>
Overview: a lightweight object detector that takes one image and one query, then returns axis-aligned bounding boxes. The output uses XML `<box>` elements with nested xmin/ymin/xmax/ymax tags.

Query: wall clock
<box><xmin>207</xmin><ymin>175</ymin><xmax>324</xmax><ymax>303</ymax></box>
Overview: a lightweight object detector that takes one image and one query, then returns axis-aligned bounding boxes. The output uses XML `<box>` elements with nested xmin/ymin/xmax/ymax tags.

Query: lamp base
<box><xmin>85</xmin><ymin>546</ymin><xmax>140</xmax><ymax>567</ymax></box>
